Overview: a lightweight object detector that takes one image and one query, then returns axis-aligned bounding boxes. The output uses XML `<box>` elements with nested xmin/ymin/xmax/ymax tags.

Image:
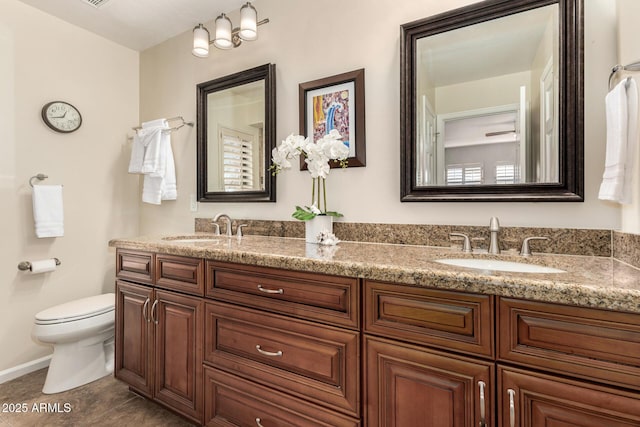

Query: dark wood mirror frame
<box><xmin>400</xmin><ymin>0</ymin><xmax>583</xmax><ymax>202</ymax></box>
<box><xmin>197</xmin><ymin>63</ymin><xmax>276</xmax><ymax>202</ymax></box>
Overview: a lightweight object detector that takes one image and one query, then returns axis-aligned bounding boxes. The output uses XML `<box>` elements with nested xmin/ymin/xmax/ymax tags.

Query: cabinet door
<box><xmin>499</xmin><ymin>366</ymin><xmax>640</xmax><ymax>427</ymax></box>
<box><xmin>365</xmin><ymin>336</ymin><xmax>493</xmax><ymax>427</ymax></box>
<box><xmin>154</xmin><ymin>290</ymin><xmax>203</xmax><ymax>423</ymax></box>
<box><xmin>115</xmin><ymin>280</ymin><xmax>154</xmax><ymax>397</ymax></box>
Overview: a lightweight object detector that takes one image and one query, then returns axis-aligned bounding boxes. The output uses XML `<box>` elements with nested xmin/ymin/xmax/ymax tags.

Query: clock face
<box><xmin>41</xmin><ymin>101</ymin><xmax>82</xmax><ymax>133</ymax></box>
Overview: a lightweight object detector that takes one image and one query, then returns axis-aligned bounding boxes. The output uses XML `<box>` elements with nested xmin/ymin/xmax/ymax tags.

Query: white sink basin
<box><xmin>435</xmin><ymin>258</ymin><xmax>565</xmax><ymax>274</ymax></box>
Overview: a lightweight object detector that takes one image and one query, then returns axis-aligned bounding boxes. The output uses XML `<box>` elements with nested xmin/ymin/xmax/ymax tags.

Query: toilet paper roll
<box><xmin>29</xmin><ymin>259</ymin><xmax>57</xmax><ymax>274</ymax></box>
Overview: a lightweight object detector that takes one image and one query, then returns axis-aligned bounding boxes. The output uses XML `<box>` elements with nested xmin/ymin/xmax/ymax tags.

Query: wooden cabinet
<box><xmin>115</xmin><ymin>280</ymin><xmax>154</xmax><ymax>395</ymax></box>
<box><xmin>203</xmin><ymin>262</ymin><xmax>361</xmax><ymax>426</ymax></box>
<box><xmin>364</xmin><ymin>281</ymin><xmax>495</xmax><ymax>427</ymax></box>
<box><xmin>497</xmin><ymin>297</ymin><xmax>640</xmax><ymax>426</ymax></box>
<box><xmin>364</xmin><ymin>280</ymin><xmax>494</xmax><ymax>358</ymax></box>
<box><xmin>498</xmin><ymin>297</ymin><xmax>640</xmax><ymax>391</ymax></box>
<box><xmin>364</xmin><ymin>282</ymin><xmax>640</xmax><ymax>427</ymax></box>
<box><xmin>153</xmin><ymin>289</ymin><xmax>203</xmax><ymax>421</ymax></box>
<box><xmin>204</xmin><ymin>300</ymin><xmax>360</xmax><ymax>418</ymax></box>
<box><xmin>115</xmin><ymin>250</ymin><xmax>204</xmax><ymax>425</ymax></box>
<box><xmin>499</xmin><ymin>366</ymin><xmax>640</xmax><ymax>426</ymax></box>
<box><xmin>364</xmin><ymin>336</ymin><xmax>493</xmax><ymax>427</ymax></box>
<box><xmin>114</xmin><ymin>248</ymin><xmax>640</xmax><ymax>426</ymax></box>
<box><xmin>206</xmin><ymin>261</ymin><xmax>359</xmax><ymax>329</ymax></box>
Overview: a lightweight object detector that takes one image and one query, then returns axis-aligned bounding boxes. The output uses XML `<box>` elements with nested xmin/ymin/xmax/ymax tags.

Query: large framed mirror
<box><xmin>401</xmin><ymin>0</ymin><xmax>583</xmax><ymax>201</ymax></box>
<box><xmin>197</xmin><ymin>63</ymin><xmax>276</xmax><ymax>202</ymax></box>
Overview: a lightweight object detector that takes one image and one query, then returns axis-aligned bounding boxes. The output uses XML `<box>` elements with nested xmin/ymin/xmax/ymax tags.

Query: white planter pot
<box><xmin>305</xmin><ymin>215</ymin><xmax>333</xmax><ymax>244</ymax></box>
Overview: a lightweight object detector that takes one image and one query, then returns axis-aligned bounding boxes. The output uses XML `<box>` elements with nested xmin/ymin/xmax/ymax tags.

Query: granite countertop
<box><xmin>109</xmin><ymin>234</ymin><xmax>640</xmax><ymax>314</ymax></box>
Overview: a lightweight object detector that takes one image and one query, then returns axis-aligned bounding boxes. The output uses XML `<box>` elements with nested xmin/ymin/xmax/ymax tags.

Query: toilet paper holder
<box><xmin>18</xmin><ymin>258</ymin><xmax>61</xmax><ymax>271</ymax></box>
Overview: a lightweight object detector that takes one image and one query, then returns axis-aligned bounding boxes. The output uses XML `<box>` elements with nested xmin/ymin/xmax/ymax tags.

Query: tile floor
<box><xmin>0</xmin><ymin>369</ymin><xmax>196</xmax><ymax>426</ymax></box>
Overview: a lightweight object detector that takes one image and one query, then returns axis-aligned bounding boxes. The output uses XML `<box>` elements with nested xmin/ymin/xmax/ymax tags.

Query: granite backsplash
<box><xmin>195</xmin><ymin>218</ymin><xmax>621</xmax><ymax>259</ymax></box>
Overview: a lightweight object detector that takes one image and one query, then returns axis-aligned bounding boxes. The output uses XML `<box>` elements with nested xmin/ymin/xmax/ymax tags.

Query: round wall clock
<box><xmin>41</xmin><ymin>101</ymin><xmax>82</xmax><ymax>133</ymax></box>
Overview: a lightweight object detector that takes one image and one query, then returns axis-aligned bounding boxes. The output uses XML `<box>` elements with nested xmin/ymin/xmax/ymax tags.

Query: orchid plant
<box><xmin>270</xmin><ymin>129</ymin><xmax>349</xmax><ymax>221</ymax></box>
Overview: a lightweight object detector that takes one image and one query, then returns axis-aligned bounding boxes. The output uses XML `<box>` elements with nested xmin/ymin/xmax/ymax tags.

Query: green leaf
<box><xmin>291</xmin><ymin>206</ymin><xmax>317</xmax><ymax>221</ymax></box>
<box><xmin>324</xmin><ymin>211</ymin><xmax>344</xmax><ymax>217</ymax></box>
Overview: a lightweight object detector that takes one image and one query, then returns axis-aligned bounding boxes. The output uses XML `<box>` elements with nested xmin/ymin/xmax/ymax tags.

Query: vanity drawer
<box><xmin>498</xmin><ymin>297</ymin><xmax>640</xmax><ymax>391</ymax></box>
<box><xmin>364</xmin><ymin>280</ymin><xmax>494</xmax><ymax>358</ymax></box>
<box><xmin>204</xmin><ymin>301</ymin><xmax>360</xmax><ymax>417</ymax></box>
<box><xmin>206</xmin><ymin>261</ymin><xmax>359</xmax><ymax>329</ymax></box>
<box><xmin>155</xmin><ymin>254</ymin><xmax>204</xmax><ymax>296</ymax></box>
<box><xmin>116</xmin><ymin>249</ymin><xmax>154</xmax><ymax>284</ymax></box>
<box><xmin>204</xmin><ymin>367</ymin><xmax>360</xmax><ymax>427</ymax></box>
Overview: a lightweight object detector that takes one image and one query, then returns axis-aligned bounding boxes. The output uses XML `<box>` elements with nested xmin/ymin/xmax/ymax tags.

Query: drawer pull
<box><xmin>508</xmin><ymin>389</ymin><xmax>516</xmax><ymax>427</ymax></box>
<box><xmin>255</xmin><ymin>345</ymin><xmax>283</xmax><ymax>357</ymax></box>
<box><xmin>478</xmin><ymin>380</ymin><xmax>486</xmax><ymax>427</ymax></box>
<box><xmin>255</xmin><ymin>418</ymin><xmax>265</xmax><ymax>427</ymax></box>
<box><xmin>257</xmin><ymin>285</ymin><xmax>283</xmax><ymax>294</ymax></box>
<box><xmin>142</xmin><ymin>298</ymin><xmax>150</xmax><ymax>323</ymax></box>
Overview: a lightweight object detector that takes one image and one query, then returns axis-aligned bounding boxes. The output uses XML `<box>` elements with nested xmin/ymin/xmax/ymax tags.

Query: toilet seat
<box><xmin>35</xmin><ymin>293</ymin><xmax>115</xmax><ymax>325</ymax></box>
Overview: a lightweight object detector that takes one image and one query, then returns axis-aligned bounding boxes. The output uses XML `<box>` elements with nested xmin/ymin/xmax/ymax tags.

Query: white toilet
<box><xmin>32</xmin><ymin>293</ymin><xmax>115</xmax><ymax>394</ymax></box>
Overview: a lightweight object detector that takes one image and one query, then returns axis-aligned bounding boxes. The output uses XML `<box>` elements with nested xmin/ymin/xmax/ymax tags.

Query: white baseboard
<box><xmin>0</xmin><ymin>355</ymin><xmax>51</xmax><ymax>384</ymax></box>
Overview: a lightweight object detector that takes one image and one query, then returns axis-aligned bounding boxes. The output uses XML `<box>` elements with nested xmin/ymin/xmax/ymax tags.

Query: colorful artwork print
<box><xmin>300</xmin><ymin>69</ymin><xmax>365</xmax><ymax>167</ymax></box>
<box><xmin>312</xmin><ymin>89</ymin><xmax>351</xmax><ymax>148</ymax></box>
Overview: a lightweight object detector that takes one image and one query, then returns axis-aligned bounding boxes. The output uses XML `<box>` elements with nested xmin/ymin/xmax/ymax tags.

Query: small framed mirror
<box><xmin>401</xmin><ymin>0</ymin><xmax>583</xmax><ymax>201</ymax></box>
<box><xmin>197</xmin><ymin>63</ymin><xmax>276</xmax><ymax>202</ymax></box>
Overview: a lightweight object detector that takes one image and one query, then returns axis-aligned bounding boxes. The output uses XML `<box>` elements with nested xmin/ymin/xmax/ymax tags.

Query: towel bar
<box><xmin>132</xmin><ymin>116</ymin><xmax>194</xmax><ymax>131</ymax></box>
<box><xmin>609</xmin><ymin>61</ymin><xmax>640</xmax><ymax>90</ymax></box>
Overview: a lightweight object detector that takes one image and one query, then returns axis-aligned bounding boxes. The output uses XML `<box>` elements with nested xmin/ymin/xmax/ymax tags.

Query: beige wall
<box><xmin>618</xmin><ymin>0</ymin><xmax>640</xmax><ymax>232</ymax></box>
<box><xmin>138</xmin><ymin>0</ymin><xmax>620</xmax><ymax>233</ymax></box>
<box><xmin>0</xmin><ymin>0</ymin><xmax>139</xmax><ymax>371</ymax></box>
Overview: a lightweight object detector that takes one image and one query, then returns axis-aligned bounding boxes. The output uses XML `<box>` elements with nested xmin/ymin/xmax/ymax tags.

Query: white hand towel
<box><xmin>32</xmin><ymin>184</ymin><xmax>64</xmax><ymax>238</ymax></box>
<box><xmin>142</xmin><ymin>130</ymin><xmax>177</xmax><ymax>204</ymax></box>
<box><xmin>599</xmin><ymin>78</ymin><xmax>639</xmax><ymax>204</ymax></box>
<box><xmin>128</xmin><ymin>119</ymin><xmax>168</xmax><ymax>174</ymax></box>
<box><xmin>161</xmin><ymin>136</ymin><xmax>177</xmax><ymax>200</ymax></box>
<box><xmin>142</xmin><ymin>119</ymin><xmax>168</xmax><ymax>129</ymax></box>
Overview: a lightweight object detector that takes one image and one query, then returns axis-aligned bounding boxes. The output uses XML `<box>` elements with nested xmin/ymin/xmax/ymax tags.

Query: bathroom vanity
<box><xmin>110</xmin><ymin>235</ymin><xmax>640</xmax><ymax>426</ymax></box>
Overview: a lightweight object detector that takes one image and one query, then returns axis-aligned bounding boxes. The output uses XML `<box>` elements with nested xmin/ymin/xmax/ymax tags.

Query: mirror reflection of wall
<box><xmin>206</xmin><ymin>80</ymin><xmax>265</xmax><ymax>192</ymax></box>
<box><xmin>440</xmin><ymin>110</ymin><xmax>520</xmax><ymax>186</ymax></box>
<box><xmin>415</xmin><ymin>3</ymin><xmax>559</xmax><ymax>187</ymax></box>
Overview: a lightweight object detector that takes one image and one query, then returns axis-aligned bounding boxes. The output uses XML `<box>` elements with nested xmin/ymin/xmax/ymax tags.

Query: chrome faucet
<box><xmin>488</xmin><ymin>217</ymin><xmax>501</xmax><ymax>254</ymax></box>
<box><xmin>449</xmin><ymin>233</ymin><xmax>472</xmax><ymax>253</ymax></box>
<box><xmin>520</xmin><ymin>237</ymin><xmax>549</xmax><ymax>257</ymax></box>
<box><xmin>214</xmin><ymin>213</ymin><xmax>233</xmax><ymax>237</ymax></box>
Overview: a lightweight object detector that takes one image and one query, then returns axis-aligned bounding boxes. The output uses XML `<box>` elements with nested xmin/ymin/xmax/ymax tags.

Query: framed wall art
<box><xmin>299</xmin><ymin>68</ymin><xmax>366</xmax><ymax>168</ymax></box>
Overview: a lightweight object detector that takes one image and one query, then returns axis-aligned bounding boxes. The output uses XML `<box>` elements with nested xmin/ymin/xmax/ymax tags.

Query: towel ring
<box><xmin>29</xmin><ymin>174</ymin><xmax>48</xmax><ymax>187</ymax></box>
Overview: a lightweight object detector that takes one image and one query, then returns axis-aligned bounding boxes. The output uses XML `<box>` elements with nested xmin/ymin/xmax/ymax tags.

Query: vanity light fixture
<box><xmin>192</xmin><ymin>2</ymin><xmax>268</xmax><ymax>58</ymax></box>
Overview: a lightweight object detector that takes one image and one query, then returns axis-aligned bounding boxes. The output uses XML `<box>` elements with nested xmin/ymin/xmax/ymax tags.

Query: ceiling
<box><xmin>17</xmin><ymin>0</ymin><xmax>248</xmax><ymax>51</ymax></box>
<box><xmin>419</xmin><ymin>3</ymin><xmax>556</xmax><ymax>87</ymax></box>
